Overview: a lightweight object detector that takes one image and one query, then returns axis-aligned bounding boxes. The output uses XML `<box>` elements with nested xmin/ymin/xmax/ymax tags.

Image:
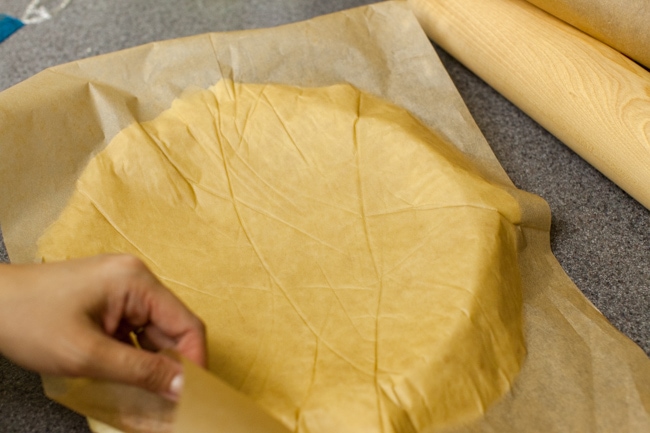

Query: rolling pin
<box><xmin>408</xmin><ymin>0</ymin><xmax>650</xmax><ymax>210</ymax></box>
<box><xmin>524</xmin><ymin>0</ymin><xmax>650</xmax><ymax>70</ymax></box>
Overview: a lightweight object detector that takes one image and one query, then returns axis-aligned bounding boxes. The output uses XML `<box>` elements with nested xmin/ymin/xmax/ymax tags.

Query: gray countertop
<box><xmin>1</xmin><ymin>0</ymin><xmax>648</xmax><ymax>431</ymax></box>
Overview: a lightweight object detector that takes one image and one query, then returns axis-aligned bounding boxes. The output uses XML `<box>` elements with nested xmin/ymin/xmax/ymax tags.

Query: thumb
<box><xmin>82</xmin><ymin>336</ymin><xmax>184</xmax><ymax>400</ymax></box>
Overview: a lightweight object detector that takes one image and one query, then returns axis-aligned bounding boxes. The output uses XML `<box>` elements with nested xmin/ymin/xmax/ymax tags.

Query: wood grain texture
<box><xmin>409</xmin><ymin>0</ymin><xmax>650</xmax><ymax>210</ymax></box>
<box><xmin>525</xmin><ymin>0</ymin><xmax>650</xmax><ymax>69</ymax></box>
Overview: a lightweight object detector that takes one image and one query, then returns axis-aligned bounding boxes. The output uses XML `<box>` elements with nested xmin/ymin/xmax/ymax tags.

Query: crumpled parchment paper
<box><xmin>0</xmin><ymin>2</ymin><xmax>647</xmax><ymax>432</ymax></box>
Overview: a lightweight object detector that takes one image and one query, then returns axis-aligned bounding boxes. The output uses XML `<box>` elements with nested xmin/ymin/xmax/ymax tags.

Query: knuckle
<box><xmin>108</xmin><ymin>254</ymin><xmax>147</xmax><ymax>274</ymax></box>
<box><xmin>98</xmin><ymin>254</ymin><xmax>154</xmax><ymax>288</ymax></box>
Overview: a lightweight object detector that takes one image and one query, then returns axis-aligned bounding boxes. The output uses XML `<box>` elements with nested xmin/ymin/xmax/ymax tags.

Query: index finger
<box><xmin>103</xmin><ymin>257</ymin><xmax>208</xmax><ymax>367</ymax></box>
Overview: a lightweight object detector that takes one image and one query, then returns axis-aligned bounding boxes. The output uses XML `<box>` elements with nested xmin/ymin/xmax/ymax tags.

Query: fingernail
<box><xmin>169</xmin><ymin>373</ymin><xmax>184</xmax><ymax>398</ymax></box>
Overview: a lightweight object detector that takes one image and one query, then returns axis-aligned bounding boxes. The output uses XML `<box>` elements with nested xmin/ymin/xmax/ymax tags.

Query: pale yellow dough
<box><xmin>38</xmin><ymin>81</ymin><xmax>525</xmax><ymax>432</ymax></box>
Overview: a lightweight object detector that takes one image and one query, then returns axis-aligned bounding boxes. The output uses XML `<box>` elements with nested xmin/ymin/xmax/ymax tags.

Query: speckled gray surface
<box><xmin>0</xmin><ymin>0</ymin><xmax>648</xmax><ymax>431</ymax></box>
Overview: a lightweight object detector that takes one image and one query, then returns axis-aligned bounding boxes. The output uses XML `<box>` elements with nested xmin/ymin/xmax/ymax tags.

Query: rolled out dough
<box><xmin>37</xmin><ymin>80</ymin><xmax>525</xmax><ymax>432</ymax></box>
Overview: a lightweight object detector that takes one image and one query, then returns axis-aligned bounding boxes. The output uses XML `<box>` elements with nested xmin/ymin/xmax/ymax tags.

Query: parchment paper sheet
<box><xmin>0</xmin><ymin>1</ymin><xmax>648</xmax><ymax>432</ymax></box>
<box><xmin>37</xmin><ymin>77</ymin><xmax>528</xmax><ymax>432</ymax></box>
<box><xmin>523</xmin><ymin>0</ymin><xmax>650</xmax><ymax>70</ymax></box>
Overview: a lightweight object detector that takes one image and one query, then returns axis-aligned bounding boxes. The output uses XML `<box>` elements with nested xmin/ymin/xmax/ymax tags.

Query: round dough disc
<box><xmin>37</xmin><ymin>80</ymin><xmax>525</xmax><ymax>432</ymax></box>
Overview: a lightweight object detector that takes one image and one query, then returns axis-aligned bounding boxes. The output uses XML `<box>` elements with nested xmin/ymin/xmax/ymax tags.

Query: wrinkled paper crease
<box><xmin>0</xmin><ymin>2</ymin><xmax>648</xmax><ymax>433</ymax></box>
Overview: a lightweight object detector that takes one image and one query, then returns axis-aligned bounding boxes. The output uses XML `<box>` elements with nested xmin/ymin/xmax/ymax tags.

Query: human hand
<box><xmin>0</xmin><ymin>254</ymin><xmax>206</xmax><ymax>401</ymax></box>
